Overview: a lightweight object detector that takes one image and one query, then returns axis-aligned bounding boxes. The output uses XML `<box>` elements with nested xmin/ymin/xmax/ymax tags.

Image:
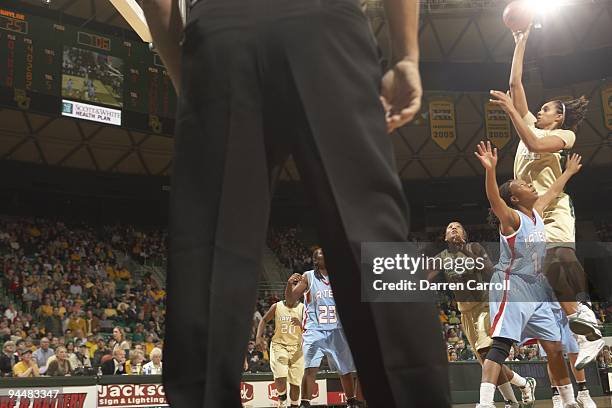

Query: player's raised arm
<box><xmin>474</xmin><ymin>141</ymin><xmax>520</xmax><ymax>233</ymax></box>
<box><xmin>285</xmin><ymin>273</ymin><xmax>308</xmax><ymax>306</ymax></box>
<box><xmin>534</xmin><ymin>154</ymin><xmax>582</xmax><ymax>215</ymax></box>
<box><xmin>508</xmin><ymin>28</ymin><xmax>530</xmax><ymax>118</ymax></box>
<box><xmin>489</xmin><ymin>91</ymin><xmax>567</xmax><ymax>154</ymax></box>
<box><xmin>255</xmin><ymin>303</ymin><xmax>277</xmax><ymax>351</ymax></box>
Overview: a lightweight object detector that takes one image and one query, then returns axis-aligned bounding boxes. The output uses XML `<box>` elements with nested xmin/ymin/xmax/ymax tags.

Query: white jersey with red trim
<box><xmin>302</xmin><ymin>269</ymin><xmax>341</xmax><ymax>331</ymax></box>
<box><xmin>497</xmin><ymin>209</ymin><xmax>547</xmax><ymax>279</ymax></box>
<box><xmin>488</xmin><ymin>208</ymin><xmax>561</xmax><ymax>343</ymax></box>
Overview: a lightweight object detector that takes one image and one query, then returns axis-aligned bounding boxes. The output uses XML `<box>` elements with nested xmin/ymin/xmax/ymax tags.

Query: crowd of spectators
<box><xmin>268</xmin><ymin>227</ymin><xmax>313</xmax><ymax>272</ymax></box>
<box><xmin>596</xmin><ymin>221</ymin><xmax>612</xmax><ymax>242</ymax></box>
<box><xmin>0</xmin><ymin>217</ymin><xmax>166</xmax><ymax>377</ymax></box>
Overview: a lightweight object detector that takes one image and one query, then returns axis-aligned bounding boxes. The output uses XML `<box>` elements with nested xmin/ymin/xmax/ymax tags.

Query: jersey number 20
<box><xmin>318</xmin><ymin>305</ymin><xmax>337</xmax><ymax>324</ymax></box>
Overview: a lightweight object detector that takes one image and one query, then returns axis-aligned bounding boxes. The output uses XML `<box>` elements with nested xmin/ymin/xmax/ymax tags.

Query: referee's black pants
<box><xmin>164</xmin><ymin>0</ymin><xmax>449</xmax><ymax>406</ymax></box>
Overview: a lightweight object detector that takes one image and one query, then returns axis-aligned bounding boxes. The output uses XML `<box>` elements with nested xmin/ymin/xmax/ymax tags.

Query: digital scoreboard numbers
<box><xmin>0</xmin><ymin>9</ymin><xmax>61</xmax><ymax>95</ymax></box>
<box><xmin>0</xmin><ymin>6</ymin><xmax>177</xmax><ymax>127</ymax></box>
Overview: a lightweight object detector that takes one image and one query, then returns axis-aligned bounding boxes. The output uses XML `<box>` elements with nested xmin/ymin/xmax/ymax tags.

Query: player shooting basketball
<box><xmin>488</xmin><ymin>24</ymin><xmax>603</xmax><ymax>371</ymax></box>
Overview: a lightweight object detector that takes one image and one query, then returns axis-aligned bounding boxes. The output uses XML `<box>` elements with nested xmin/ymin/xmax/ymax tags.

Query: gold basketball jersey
<box><xmin>272</xmin><ymin>301</ymin><xmax>304</xmax><ymax>346</ymax></box>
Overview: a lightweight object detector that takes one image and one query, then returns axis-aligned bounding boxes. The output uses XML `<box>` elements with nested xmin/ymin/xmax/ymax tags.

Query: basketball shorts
<box><xmin>542</xmin><ymin>194</ymin><xmax>576</xmax><ymax>248</ymax></box>
<box><xmin>302</xmin><ymin>328</ymin><xmax>356</xmax><ymax>375</ymax></box>
<box><xmin>538</xmin><ymin>304</ymin><xmax>579</xmax><ymax>357</ymax></box>
<box><xmin>461</xmin><ymin>301</ymin><xmax>493</xmax><ymax>353</ymax></box>
<box><xmin>270</xmin><ymin>342</ymin><xmax>304</xmax><ymax>386</ymax></box>
<box><xmin>489</xmin><ymin>272</ymin><xmax>561</xmax><ymax>343</ymax></box>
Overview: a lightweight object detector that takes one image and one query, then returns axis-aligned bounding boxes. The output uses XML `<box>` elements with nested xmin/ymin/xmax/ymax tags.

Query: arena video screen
<box><xmin>62</xmin><ymin>46</ymin><xmax>124</xmax><ymax>108</ymax></box>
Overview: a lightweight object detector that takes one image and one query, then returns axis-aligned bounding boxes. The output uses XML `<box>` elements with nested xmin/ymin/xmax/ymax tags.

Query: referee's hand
<box><xmin>380</xmin><ymin>59</ymin><xmax>422</xmax><ymax>133</ymax></box>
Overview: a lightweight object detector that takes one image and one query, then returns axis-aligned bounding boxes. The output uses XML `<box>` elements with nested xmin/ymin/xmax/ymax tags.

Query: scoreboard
<box><xmin>0</xmin><ymin>7</ymin><xmax>176</xmax><ymax>134</ymax></box>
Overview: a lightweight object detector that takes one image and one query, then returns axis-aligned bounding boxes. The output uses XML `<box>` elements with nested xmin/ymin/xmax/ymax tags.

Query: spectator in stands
<box><xmin>0</xmin><ymin>320</ymin><xmax>10</xmax><ymax>341</ymax></box>
<box><xmin>144</xmin><ymin>335</ymin><xmax>156</xmax><ymax>358</ymax></box>
<box><xmin>39</xmin><ymin>299</ymin><xmax>53</xmax><ymax>317</ymax></box>
<box><xmin>454</xmin><ymin>340</ymin><xmax>473</xmax><ymax>361</ymax></box>
<box><xmin>0</xmin><ymin>341</ymin><xmax>17</xmax><ymax>377</ymax></box>
<box><xmin>143</xmin><ymin>347</ymin><xmax>162</xmax><ymax>375</ymax></box>
<box><xmin>13</xmin><ymin>349</ymin><xmax>40</xmax><ymax>377</ymax></box>
<box><xmin>67</xmin><ymin>312</ymin><xmax>87</xmax><ymax>336</ymax></box>
<box><xmin>446</xmin><ymin>328</ymin><xmax>460</xmax><ymax>345</ymax></box>
<box><xmin>43</xmin><ymin>307</ymin><xmax>63</xmax><ymax>338</ymax></box>
<box><xmin>73</xmin><ymin>344</ymin><xmax>92</xmax><ymax>370</ymax></box>
<box><xmin>112</xmin><ymin>327</ymin><xmax>130</xmax><ymax>352</ymax></box>
<box><xmin>125</xmin><ymin>349</ymin><xmax>145</xmax><ymax>375</ymax></box>
<box><xmin>246</xmin><ymin>340</ymin><xmax>267</xmax><ymax>373</ymax></box>
<box><xmin>46</xmin><ymin>346</ymin><xmax>72</xmax><ymax>376</ymax></box>
<box><xmin>527</xmin><ymin>347</ymin><xmax>539</xmax><ymax>361</ymax></box>
<box><xmin>84</xmin><ymin>310</ymin><xmax>99</xmax><ymax>336</ymax></box>
<box><xmin>515</xmin><ymin>346</ymin><xmax>528</xmax><ymax>361</ymax></box>
<box><xmin>448</xmin><ymin>311</ymin><xmax>460</xmax><ymax>325</ymax></box>
<box><xmin>101</xmin><ymin>348</ymin><xmax>126</xmax><ymax>375</ymax></box>
<box><xmin>104</xmin><ymin>303</ymin><xmax>117</xmax><ymax>319</ymax></box>
<box><xmin>438</xmin><ymin>309</ymin><xmax>448</xmax><ymax>324</ymax></box>
<box><xmin>92</xmin><ymin>338</ymin><xmax>109</xmax><ymax>368</ymax></box>
<box><xmin>448</xmin><ymin>348</ymin><xmax>458</xmax><ymax>362</ymax></box>
<box><xmin>98</xmin><ymin>314</ymin><xmax>113</xmax><ymax>332</ymax></box>
<box><xmin>32</xmin><ymin>337</ymin><xmax>54</xmax><ymax>373</ymax></box>
<box><xmin>4</xmin><ymin>304</ymin><xmax>17</xmax><ymax>323</ymax></box>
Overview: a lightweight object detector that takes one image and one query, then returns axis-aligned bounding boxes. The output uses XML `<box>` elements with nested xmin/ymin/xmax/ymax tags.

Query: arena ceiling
<box><xmin>0</xmin><ymin>0</ymin><xmax>611</xmax><ymax>179</ymax></box>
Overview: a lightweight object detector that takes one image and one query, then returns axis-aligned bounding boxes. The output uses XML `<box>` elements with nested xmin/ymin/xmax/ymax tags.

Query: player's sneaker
<box><xmin>520</xmin><ymin>377</ymin><xmax>536</xmax><ymax>405</ymax></box>
<box><xmin>576</xmin><ymin>389</ymin><xmax>597</xmax><ymax>408</ymax></box>
<box><xmin>564</xmin><ymin>403</ymin><xmax>581</xmax><ymax>408</ymax></box>
<box><xmin>575</xmin><ymin>336</ymin><xmax>605</xmax><ymax>370</ymax></box>
<box><xmin>475</xmin><ymin>404</ymin><xmax>496</xmax><ymax>408</ymax></box>
<box><xmin>552</xmin><ymin>395</ymin><xmax>563</xmax><ymax>408</ymax></box>
<box><xmin>504</xmin><ymin>401</ymin><xmax>521</xmax><ymax>408</ymax></box>
<box><xmin>569</xmin><ymin>304</ymin><xmax>602</xmax><ymax>341</ymax></box>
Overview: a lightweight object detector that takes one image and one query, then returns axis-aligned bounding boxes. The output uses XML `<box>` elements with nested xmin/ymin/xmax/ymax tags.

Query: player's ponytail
<box><xmin>555</xmin><ymin>96</ymin><xmax>589</xmax><ymax>132</ymax></box>
<box><xmin>487</xmin><ymin>180</ymin><xmax>515</xmax><ymax>228</ymax></box>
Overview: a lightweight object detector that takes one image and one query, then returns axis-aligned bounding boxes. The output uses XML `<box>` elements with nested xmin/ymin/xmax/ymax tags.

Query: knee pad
<box><xmin>486</xmin><ymin>338</ymin><xmax>513</xmax><ymax>365</ymax></box>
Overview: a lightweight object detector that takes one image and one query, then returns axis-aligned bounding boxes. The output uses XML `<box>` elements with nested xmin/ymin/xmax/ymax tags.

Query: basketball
<box><xmin>503</xmin><ymin>0</ymin><xmax>534</xmax><ymax>32</ymax></box>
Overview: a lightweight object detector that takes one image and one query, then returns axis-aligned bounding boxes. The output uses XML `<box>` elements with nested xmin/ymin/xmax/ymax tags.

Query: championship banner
<box><xmin>98</xmin><ymin>384</ymin><xmax>168</xmax><ymax>407</ymax></box>
<box><xmin>601</xmin><ymin>85</ymin><xmax>612</xmax><ymax>131</ymax></box>
<box><xmin>0</xmin><ymin>385</ymin><xmax>97</xmax><ymax>408</ymax></box>
<box><xmin>429</xmin><ymin>99</ymin><xmax>456</xmax><ymax>150</ymax></box>
<box><xmin>241</xmin><ymin>380</ymin><xmax>327</xmax><ymax>407</ymax></box>
<box><xmin>484</xmin><ymin>102</ymin><xmax>511</xmax><ymax>149</ymax></box>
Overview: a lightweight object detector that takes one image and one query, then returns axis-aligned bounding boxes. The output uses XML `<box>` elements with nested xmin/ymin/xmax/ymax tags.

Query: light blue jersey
<box><xmin>489</xmin><ymin>209</ymin><xmax>560</xmax><ymax>343</ymax></box>
<box><xmin>303</xmin><ymin>269</ymin><xmax>341</xmax><ymax>331</ymax></box>
<box><xmin>301</xmin><ymin>270</ymin><xmax>355</xmax><ymax>374</ymax></box>
<box><xmin>497</xmin><ymin>209</ymin><xmax>547</xmax><ymax>279</ymax></box>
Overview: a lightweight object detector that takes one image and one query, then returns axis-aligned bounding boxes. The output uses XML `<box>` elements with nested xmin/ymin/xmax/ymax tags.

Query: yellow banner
<box><xmin>601</xmin><ymin>85</ymin><xmax>612</xmax><ymax>131</ymax></box>
<box><xmin>429</xmin><ymin>99</ymin><xmax>456</xmax><ymax>150</ymax></box>
<box><xmin>484</xmin><ymin>102</ymin><xmax>511</xmax><ymax>149</ymax></box>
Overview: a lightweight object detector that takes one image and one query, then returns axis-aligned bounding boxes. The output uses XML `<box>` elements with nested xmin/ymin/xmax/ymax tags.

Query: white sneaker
<box><xmin>520</xmin><ymin>377</ymin><xmax>537</xmax><ymax>405</ymax></box>
<box><xmin>569</xmin><ymin>304</ymin><xmax>602</xmax><ymax>341</ymax></box>
<box><xmin>552</xmin><ymin>394</ymin><xmax>563</xmax><ymax>408</ymax></box>
<box><xmin>504</xmin><ymin>401</ymin><xmax>521</xmax><ymax>408</ymax></box>
<box><xmin>577</xmin><ymin>389</ymin><xmax>597</xmax><ymax>408</ymax></box>
<box><xmin>475</xmin><ymin>404</ymin><xmax>496</xmax><ymax>408</ymax></box>
<box><xmin>564</xmin><ymin>403</ymin><xmax>581</xmax><ymax>408</ymax></box>
<box><xmin>575</xmin><ymin>336</ymin><xmax>605</xmax><ymax>370</ymax></box>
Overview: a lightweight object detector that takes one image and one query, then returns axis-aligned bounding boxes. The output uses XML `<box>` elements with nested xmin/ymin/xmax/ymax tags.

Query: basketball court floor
<box><xmin>454</xmin><ymin>396</ymin><xmax>612</xmax><ymax>407</ymax></box>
